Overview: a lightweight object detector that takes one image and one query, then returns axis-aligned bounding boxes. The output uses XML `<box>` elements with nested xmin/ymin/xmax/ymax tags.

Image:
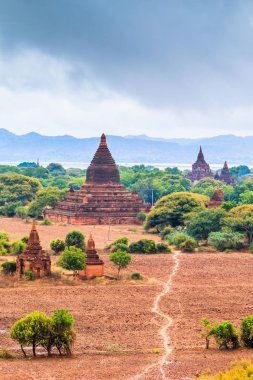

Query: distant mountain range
<box><xmin>0</xmin><ymin>129</ymin><xmax>252</xmax><ymax>166</ymax></box>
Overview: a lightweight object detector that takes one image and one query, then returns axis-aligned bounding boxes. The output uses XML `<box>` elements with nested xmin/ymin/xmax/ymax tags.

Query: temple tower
<box><xmin>217</xmin><ymin>161</ymin><xmax>236</xmax><ymax>186</ymax></box>
<box><xmin>186</xmin><ymin>147</ymin><xmax>214</xmax><ymax>182</ymax></box>
<box><xmin>208</xmin><ymin>188</ymin><xmax>224</xmax><ymax>209</ymax></box>
<box><xmin>79</xmin><ymin>235</ymin><xmax>104</xmax><ymax>279</ymax></box>
<box><xmin>45</xmin><ymin>134</ymin><xmax>149</xmax><ymax>224</ymax></box>
<box><xmin>16</xmin><ymin>221</ymin><xmax>51</xmax><ymax>278</ymax></box>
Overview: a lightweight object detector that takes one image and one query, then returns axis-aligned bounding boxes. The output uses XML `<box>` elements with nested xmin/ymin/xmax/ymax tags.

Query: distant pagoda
<box><xmin>45</xmin><ymin>134</ymin><xmax>149</xmax><ymax>224</ymax></box>
<box><xmin>16</xmin><ymin>221</ymin><xmax>51</xmax><ymax>278</ymax></box>
<box><xmin>208</xmin><ymin>188</ymin><xmax>224</xmax><ymax>209</ymax></box>
<box><xmin>186</xmin><ymin>147</ymin><xmax>214</xmax><ymax>183</ymax></box>
<box><xmin>216</xmin><ymin>161</ymin><xmax>236</xmax><ymax>186</ymax></box>
<box><xmin>79</xmin><ymin>234</ymin><xmax>104</xmax><ymax>279</ymax></box>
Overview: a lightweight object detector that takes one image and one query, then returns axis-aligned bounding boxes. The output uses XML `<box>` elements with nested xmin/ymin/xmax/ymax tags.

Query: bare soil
<box><xmin>0</xmin><ymin>218</ymin><xmax>253</xmax><ymax>379</ymax></box>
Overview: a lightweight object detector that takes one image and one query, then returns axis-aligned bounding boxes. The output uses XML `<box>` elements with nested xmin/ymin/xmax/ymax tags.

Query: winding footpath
<box><xmin>131</xmin><ymin>250</ymin><xmax>180</xmax><ymax>380</ymax></box>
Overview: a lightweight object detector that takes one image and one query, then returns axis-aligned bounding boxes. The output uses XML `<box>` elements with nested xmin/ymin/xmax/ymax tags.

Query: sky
<box><xmin>0</xmin><ymin>0</ymin><xmax>253</xmax><ymax>139</ymax></box>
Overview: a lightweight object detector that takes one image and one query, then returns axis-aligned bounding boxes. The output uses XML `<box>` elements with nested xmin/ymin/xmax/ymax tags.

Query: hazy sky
<box><xmin>0</xmin><ymin>0</ymin><xmax>253</xmax><ymax>138</ymax></box>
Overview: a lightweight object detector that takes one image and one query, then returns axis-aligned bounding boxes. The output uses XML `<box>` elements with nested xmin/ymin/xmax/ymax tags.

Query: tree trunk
<box><xmin>117</xmin><ymin>266</ymin><xmax>121</xmax><ymax>280</ymax></box>
<box><xmin>32</xmin><ymin>341</ymin><xmax>36</xmax><ymax>357</ymax></box>
<box><xmin>21</xmin><ymin>345</ymin><xmax>27</xmax><ymax>357</ymax></box>
<box><xmin>205</xmin><ymin>337</ymin><xmax>209</xmax><ymax>349</ymax></box>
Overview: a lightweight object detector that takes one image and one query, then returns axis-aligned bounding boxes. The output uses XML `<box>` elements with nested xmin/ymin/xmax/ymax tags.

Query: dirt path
<box><xmin>131</xmin><ymin>251</ymin><xmax>180</xmax><ymax>380</ymax></box>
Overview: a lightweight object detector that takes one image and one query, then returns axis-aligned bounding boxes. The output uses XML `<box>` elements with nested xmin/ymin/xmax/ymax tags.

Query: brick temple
<box><xmin>16</xmin><ymin>221</ymin><xmax>51</xmax><ymax>278</ymax></box>
<box><xmin>208</xmin><ymin>188</ymin><xmax>224</xmax><ymax>209</ymax></box>
<box><xmin>79</xmin><ymin>234</ymin><xmax>104</xmax><ymax>279</ymax></box>
<box><xmin>216</xmin><ymin>161</ymin><xmax>236</xmax><ymax>186</ymax></box>
<box><xmin>186</xmin><ymin>147</ymin><xmax>214</xmax><ymax>182</ymax></box>
<box><xmin>45</xmin><ymin>134</ymin><xmax>149</xmax><ymax>224</ymax></box>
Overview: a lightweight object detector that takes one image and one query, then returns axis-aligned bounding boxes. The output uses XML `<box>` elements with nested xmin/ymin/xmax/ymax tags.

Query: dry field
<box><xmin>0</xmin><ymin>218</ymin><xmax>253</xmax><ymax>380</ymax></box>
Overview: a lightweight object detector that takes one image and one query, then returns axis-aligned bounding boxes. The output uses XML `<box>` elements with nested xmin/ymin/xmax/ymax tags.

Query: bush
<box><xmin>0</xmin><ymin>348</ymin><xmax>13</xmax><ymax>359</ymax></box>
<box><xmin>197</xmin><ymin>359</ymin><xmax>253</xmax><ymax>379</ymax></box>
<box><xmin>21</xmin><ymin>235</ymin><xmax>29</xmax><ymax>244</ymax></box>
<box><xmin>111</xmin><ymin>243</ymin><xmax>128</xmax><ymax>252</ymax></box>
<box><xmin>109</xmin><ymin>250</ymin><xmax>132</xmax><ymax>279</ymax></box>
<box><xmin>209</xmin><ymin>321</ymin><xmax>239</xmax><ymax>349</ymax></box>
<box><xmin>0</xmin><ymin>231</ymin><xmax>9</xmax><ymax>241</ymax></box>
<box><xmin>160</xmin><ymin>226</ymin><xmax>174</xmax><ymax>240</ymax></box>
<box><xmin>65</xmin><ymin>230</ymin><xmax>85</xmax><ymax>250</ymax></box>
<box><xmin>128</xmin><ymin>239</ymin><xmax>157</xmax><ymax>254</ymax></box>
<box><xmin>179</xmin><ymin>238</ymin><xmax>197</xmax><ymax>252</ymax></box>
<box><xmin>129</xmin><ymin>272</ymin><xmax>143</xmax><ymax>280</ymax></box>
<box><xmin>156</xmin><ymin>242</ymin><xmax>171</xmax><ymax>253</ymax></box>
<box><xmin>166</xmin><ymin>232</ymin><xmax>189</xmax><ymax>247</ymax></box>
<box><xmin>50</xmin><ymin>239</ymin><xmax>65</xmax><ymax>254</ymax></box>
<box><xmin>248</xmin><ymin>243</ymin><xmax>253</xmax><ymax>253</ymax></box>
<box><xmin>40</xmin><ymin>219</ymin><xmax>52</xmax><ymax>226</ymax></box>
<box><xmin>0</xmin><ymin>243</ymin><xmax>7</xmax><ymax>256</ymax></box>
<box><xmin>207</xmin><ymin>231</ymin><xmax>244</xmax><ymax>251</ymax></box>
<box><xmin>137</xmin><ymin>211</ymin><xmax>146</xmax><ymax>222</ymax></box>
<box><xmin>23</xmin><ymin>269</ymin><xmax>36</xmax><ymax>281</ymax></box>
<box><xmin>11</xmin><ymin>240</ymin><xmax>26</xmax><ymax>254</ymax></box>
<box><xmin>15</xmin><ymin>205</ymin><xmax>28</xmax><ymax>219</ymax></box>
<box><xmin>2</xmin><ymin>261</ymin><xmax>16</xmax><ymax>275</ymax></box>
<box><xmin>241</xmin><ymin>316</ymin><xmax>253</xmax><ymax>347</ymax></box>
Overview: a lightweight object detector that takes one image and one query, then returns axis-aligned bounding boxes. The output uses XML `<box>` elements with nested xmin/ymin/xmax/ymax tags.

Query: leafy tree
<box><xmin>128</xmin><ymin>239</ymin><xmax>157</xmax><ymax>253</ymax></box>
<box><xmin>109</xmin><ymin>250</ymin><xmax>132</xmax><ymax>279</ymax></box>
<box><xmin>223</xmin><ymin>205</ymin><xmax>253</xmax><ymax>243</ymax></box>
<box><xmin>209</xmin><ymin>321</ymin><xmax>239</xmax><ymax>349</ymax></box>
<box><xmin>10</xmin><ymin>311</ymin><xmax>52</xmax><ymax>357</ymax></box>
<box><xmin>65</xmin><ymin>230</ymin><xmax>85</xmax><ymax>250</ymax></box>
<box><xmin>166</xmin><ymin>231</ymin><xmax>190</xmax><ymax>247</ymax></box>
<box><xmin>207</xmin><ymin>231</ymin><xmax>244</xmax><ymax>251</ymax></box>
<box><xmin>179</xmin><ymin>237</ymin><xmax>197</xmax><ymax>252</ymax></box>
<box><xmin>57</xmin><ymin>246</ymin><xmax>86</xmax><ymax>275</ymax></box>
<box><xmin>230</xmin><ymin>165</ymin><xmax>251</xmax><ymax>178</ymax></box>
<box><xmin>50</xmin><ymin>239</ymin><xmax>65</xmax><ymax>254</ymax></box>
<box><xmin>50</xmin><ymin>309</ymin><xmax>76</xmax><ymax>356</ymax></box>
<box><xmin>145</xmin><ymin>192</ymin><xmax>209</xmax><ymax>231</ymax></box>
<box><xmin>240</xmin><ymin>190</ymin><xmax>253</xmax><ymax>204</ymax></box>
<box><xmin>2</xmin><ymin>261</ymin><xmax>16</xmax><ymax>275</ymax></box>
<box><xmin>197</xmin><ymin>359</ymin><xmax>253</xmax><ymax>380</ymax></box>
<box><xmin>241</xmin><ymin>316</ymin><xmax>253</xmax><ymax>348</ymax></box>
<box><xmin>28</xmin><ymin>187</ymin><xmax>66</xmax><ymax>217</ymax></box>
<box><xmin>186</xmin><ymin>209</ymin><xmax>226</xmax><ymax>240</ymax></box>
<box><xmin>47</xmin><ymin>163</ymin><xmax>66</xmax><ymax>176</ymax></box>
<box><xmin>15</xmin><ymin>205</ymin><xmax>29</xmax><ymax>219</ymax></box>
<box><xmin>11</xmin><ymin>240</ymin><xmax>26</xmax><ymax>254</ymax></box>
<box><xmin>220</xmin><ymin>201</ymin><xmax>237</xmax><ymax>211</ymax></box>
<box><xmin>137</xmin><ymin>211</ymin><xmax>146</xmax><ymax>222</ymax></box>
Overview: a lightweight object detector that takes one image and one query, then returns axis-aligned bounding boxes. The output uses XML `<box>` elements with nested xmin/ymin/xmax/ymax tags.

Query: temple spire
<box><xmin>100</xmin><ymin>133</ymin><xmax>107</xmax><ymax>146</ymax></box>
<box><xmin>197</xmin><ymin>146</ymin><xmax>205</xmax><ymax>162</ymax></box>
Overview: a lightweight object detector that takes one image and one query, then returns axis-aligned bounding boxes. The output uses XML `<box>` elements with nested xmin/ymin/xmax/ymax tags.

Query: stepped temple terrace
<box><xmin>16</xmin><ymin>221</ymin><xmax>51</xmax><ymax>278</ymax></box>
<box><xmin>79</xmin><ymin>235</ymin><xmax>104</xmax><ymax>279</ymax></box>
<box><xmin>45</xmin><ymin>134</ymin><xmax>149</xmax><ymax>224</ymax></box>
<box><xmin>186</xmin><ymin>147</ymin><xmax>214</xmax><ymax>182</ymax></box>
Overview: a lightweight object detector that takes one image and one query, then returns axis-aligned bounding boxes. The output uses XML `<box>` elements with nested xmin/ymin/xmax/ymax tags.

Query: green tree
<box><xmin>57</xmin><ymin>246</ymin><xmax>86</xmax><ymax>276</ymax></box>
<box><xmin>186</xmin><ymin>209</ymin><xmax>226</xmax><ymax>240</ymax></box>
<box><xmin>241</xmin><ymin>316</ymin><xmax>253</xmax><ymax>348</ymax></box>
<box><xmin>28</xmin><ymin>187</ymin><xmax>66</xmax><ymax>217</ymax></box>
<box><xmin>65</xmin><ymin>230</ymin><xmax>85</xmax><ymax>250</ymax></box>
<box><xmin>145</xmin><ymin>192</ymin><xmax>209</xmax><ymax>231</ymax></box>
<box><xmin>50</xmin><ymin>239</ymin><xmax>65</xmax><ymax>254</ymax></box>
<box><xmin>109</xmin><ymin>250</ymin><xmax>132</xmax><ymax>279</ymax></box>
<box><xmin>47</xmin><ymin>163</ymin><xmax>66</xmax><ymax>176</ymax></box>
<box><xmin>50</xmin><ymin>309</ymin><xmax>76</xmax><ymax>356</ymax></box>
<box><xmin>209</xmin><ymin>321</ymin><xmax>239</xmax><ymax>349</ymax></box>
<box><xmin>2</xmin><ymin>261</ymin><xmax>16</xmax><ymax>275</ymax></box>
<box><xmin>10</xmin><ymin>311</ymin><xmax>52</xmax><ymax>357</ymax></box>
<box><xmin>223</xmin><ymin>205</ymin><xmax>253</xmax><ymax>243</ymax></box>
<box><xmin>207</xmin><ymin>231</ymin><xmax>244</xmax><ymax>251</ymax></box>
<box><xmin>128</xmin><ymin>239</ymin><xmax>157</xmax><ymax>253</ymax></box>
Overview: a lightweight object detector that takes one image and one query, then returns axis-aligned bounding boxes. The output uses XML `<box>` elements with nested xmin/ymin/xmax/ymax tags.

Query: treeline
<box><xmin>0</xmin><ymin>162</ymin><xmax>252</xmax><ymax>218</ymax></box>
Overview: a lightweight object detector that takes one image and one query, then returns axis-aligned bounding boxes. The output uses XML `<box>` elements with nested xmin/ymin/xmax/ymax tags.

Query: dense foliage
<box><xmin>57</xmin><ymin>246</ymin><xmax>86</xmax><ymax>275</ymax></box>
<box><xmin>197</xmin><ymin>359</ymin><xmax>253</xmax><ymax>380</ymax></box>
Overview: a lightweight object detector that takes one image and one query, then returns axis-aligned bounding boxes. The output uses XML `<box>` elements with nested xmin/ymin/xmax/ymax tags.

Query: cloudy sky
<box><xmin>0</xmin><ymin>0</ymin><xmax>253</xmax><ymax>138</ymax></box>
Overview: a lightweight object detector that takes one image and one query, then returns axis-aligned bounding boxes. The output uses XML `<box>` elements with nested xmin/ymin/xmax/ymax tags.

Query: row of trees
<box><xmin>10</xmin><ymin>309</ymin><xmax>75</xmax><ymax>357</ymax></box>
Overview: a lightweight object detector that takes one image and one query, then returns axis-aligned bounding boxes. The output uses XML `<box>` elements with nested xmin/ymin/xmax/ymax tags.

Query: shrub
<box><xmin>248</xmin><ymin>243</ymin><xmax>253</xmax><ymax>253</ymax></box>
<box><xmin>109</xmin><ymin>250</ymin><xmax>132</xmax><ymax>279</ymax></box>
<box><xmin>129</xmin><ymin>272</ymin><xmax>143</xmax><ymax>280</ymax></box>
<box><xmin>2</xmin><ymin>261</ymin><xmax>16</xmax><ymax>275</ymax></box>
<box><xmin>111</xmin><ymin>243</ymin><xmax>128</xmax><ymax>252</ymax></box>
<box><xmin>23</xmin><ymin>270</ymin><xmax>36</xmax><ymax>281</ymax></box>
<box><xmin>40</xmin><ymin>219</ymin><xmax>52</xmax><ymax>226</ymax></box>
<box><xmin>0</xmin><ymin>348</ymin><xmax>13</xmax><ymax>359</ymax></box>
<box><xmin>50</xmin><ymin>239</ymin><xmax>65</xmax><ymax>254</ymax></box>
<box><xmin>11</xmin><ymin>240</ymin><xmax>26</xmax><ymax>254</ymax></box>
<box><xmin>160</xmin><ymin>226</ymin><xmax>174</xmax><ymax>240</ymax></box>
<box><xmin>0</xmin><ymin>243</ymin><xmax>7</xmax><ymax>256</ymax></box>
<box><xmin>128</xmin><ymin>239</ymin><xmax>157</xmax><ymax>254</ymax></box>
<box><xmin>197</xmin><ymin>359</ymin><xmax>253</xmax><ymax>379</ymax></box>
<box><xmin>209</xmin><ymin>321</ymin><xmax>239</xmax><ymax>349</ymax></box>
<box><xmin>65</xmin><ymin>230</ymin><xmax>85</xmax><ymax>250</ymax></box>
<box><xmin>179</xmin><ymin>238</ymin><xmax>197</xmax><ymax>252</ymax></box>
<box><xmin>0</xmin><ymin>231</ymin><xmax>9</xmax><ymax>241</ymax></box>
<box><xmin>166</xmin><ymin>232</ymin><xmax>189</xmax><ymax>247</ymax></box>
<box><xmin>21</xmin><ymin>235</ymin><xmax>29</xmax><ymax>244</ymax></box>
<box><xmin>137</xmin><ymin>211</ymin><xmax>146</xmax><ymax>222</ymax></box>
<box><xmin>241</xmin><ymin>316</ymin><xmax>253</xmax><ymax>347</ymax></box>
<box><xmin>208</xmin><ymin>231</ymin><xmax>244</xmax><ymax>251</ymax></box>
<box><xmin>15</xmin><ymin>206</ymin><xmax>28</xmax><ymax>219</ymax></box>
<box><xmin>156</xmin><ymin>242</ymin><xmax>171</xmax><ymax>253</ymax></box>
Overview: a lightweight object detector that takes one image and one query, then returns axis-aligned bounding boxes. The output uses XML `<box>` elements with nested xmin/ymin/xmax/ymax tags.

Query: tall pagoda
<box><xmin>45</xmin><ymin>134</ymin><xmax>149</xmax><ymax>224</ymax></box>
<box><xmin>217</xmin><ymin>161</ymin><xmax>236</xmax><ymax>186</ymax></box>
<box><xmin>186</xmin><ymin>147</ymin><xmax>214</xmax><ymax>183</ymax></box>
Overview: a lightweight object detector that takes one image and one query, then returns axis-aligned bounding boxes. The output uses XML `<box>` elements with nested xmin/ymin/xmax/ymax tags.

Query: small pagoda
<box><xmin>217</xmin><ymin>161</ymin><xmax>236</xmax><ymax>186</ymax></box>
<box><xmin>208</xmin><ymin>188</ymin><xmax>224</xmax><ymax>209</ymax></box>
<box><xmin>186</xmin><ymin>147</ymin><xmax>214</xmax><ymax>183</ymax></box>
<box><xmin>79</xmin><ymin>234</ymin><xmax>104</xmax><ymax>279</ymax></box>
<box><xmin>45</xmin><ymin>134</ymin><xmax>149</xmax><ymax>224</ymax></box>
<box><xmin>16</xmin><ymin>221</ymin><xmax>51</xmax><ymax>278</ymax></box>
